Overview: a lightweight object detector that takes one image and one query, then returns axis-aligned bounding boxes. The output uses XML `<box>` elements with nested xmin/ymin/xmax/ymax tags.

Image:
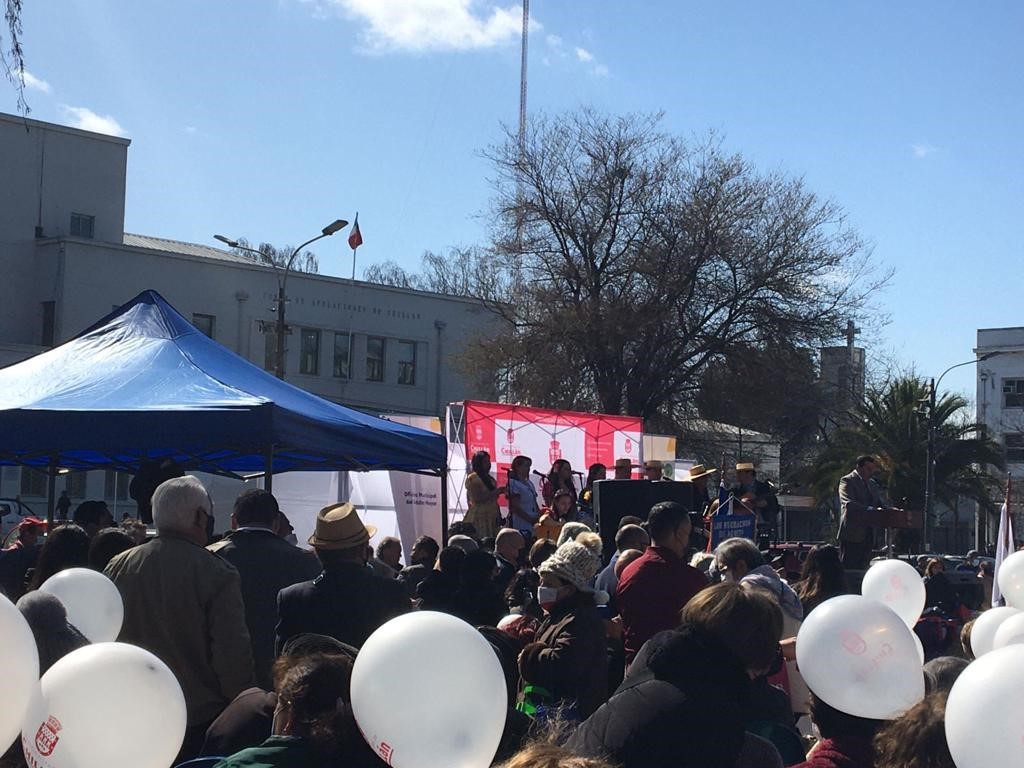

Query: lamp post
<box><xmin>215</xmin><ymin>219</ymin><xmax>347</xmax><ymax>379</ymax></box>
<box><xmin>922</xmin><ymin>351</ymin><xmax>1002</xmax><ymax>551</ymax></box>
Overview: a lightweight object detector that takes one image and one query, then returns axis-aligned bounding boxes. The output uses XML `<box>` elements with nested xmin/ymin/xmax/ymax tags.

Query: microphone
<box><xmin>532</xmin><ymin>470</ymin><xmax>546</xmax><ymax>478</ymax></box>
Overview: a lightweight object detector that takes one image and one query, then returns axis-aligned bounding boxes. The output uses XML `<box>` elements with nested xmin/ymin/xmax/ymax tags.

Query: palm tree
<box><xmin>810</xmin><ymin>376</ymin><xmax>1004</xmax><ymax>549</ymax></box>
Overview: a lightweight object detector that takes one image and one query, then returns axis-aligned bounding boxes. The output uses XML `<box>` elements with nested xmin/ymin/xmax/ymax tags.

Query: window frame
<box><xmin>1006</xmin><ymin>433</ymin><xmax>1024</xmax><ymax>464</ymax></box>
<box><xmin>192</xmin><ymin>313</ymin><xmax>216</xmax><ymax>339</ymax></box>
<box><xmin>69</xmin><ymin>212</ymin><xmax>95</xmax><ymax>239</ymax></box>
<box><xmin>299</xmin><ymin>328</ymin><xmax>321</xmax><ymax>376</ymax></box>
<box><xmin>366</xmin><ymin>336</ymin><xmax>385</xmax><ymax>382</ymax></box>
<box><xmin>1003</xmin><ymin>378</ymin><xmax>1024</xmax><ymax>409</ymax></box>
<box><xmin>333</xmin><ymin>331</ymin><xmax>353</xmax><ymax>379</ymax></box>
<box><xmin>396</xmin><ymin>340</ymin><xmax>417</xmax><ymax>386</ymax></box>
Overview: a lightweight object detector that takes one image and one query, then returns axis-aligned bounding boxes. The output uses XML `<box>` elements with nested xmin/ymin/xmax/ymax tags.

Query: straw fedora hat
<box><xmin>686</xmin><ymin>464</ymin><xmax>718</xmax><ymax>481</ymax></box>
<box><xmin>308</xmin><ymin>502</ymin><xmax>376</xmax><ymax>550</ymax></box>
<box><xmin>735</xmin><ymin>462</ymin><xmax>756</xmax><ymax>472</ymax></box>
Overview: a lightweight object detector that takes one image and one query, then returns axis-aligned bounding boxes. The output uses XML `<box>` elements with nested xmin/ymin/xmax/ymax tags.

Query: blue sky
<box><xmin>6</xmin><ymin>1</ymin><xmax>1023</xmax><ymax>402</ymax></box>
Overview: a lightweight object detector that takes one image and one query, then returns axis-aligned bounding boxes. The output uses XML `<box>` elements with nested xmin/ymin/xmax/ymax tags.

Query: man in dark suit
<box><xmin>838</xmin><ymin>455</ymin><xmax>886</xmax><ymax>569</ymax></box>
<box><xmin>208</xmin><ymin>490</ymin><xmax>321</xmax><ymax>689</ymax></box>
<box><xmin>276</xmin><ymin>502</ymin><xmax>411</xmax><ymax>654</ymax></box>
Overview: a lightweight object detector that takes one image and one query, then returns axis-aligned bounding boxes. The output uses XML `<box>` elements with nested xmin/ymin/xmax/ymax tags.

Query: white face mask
<box><xmin>537</xmin><ymin>585</ymin><xmax>562</xmax><ymax>607</ymax></box>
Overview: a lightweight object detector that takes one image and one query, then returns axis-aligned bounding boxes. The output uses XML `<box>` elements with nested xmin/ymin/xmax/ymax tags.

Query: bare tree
<box><xmin>2</xmin><ymin>0</ymin><xmax>28</xmax><ymax>114</ymax></box>
<box><xmin>230</xmin><ymin>238</ymin><xmax>319</xmax><ymax>274</ymax></box>
<box><xmin>467</xmin><ymin>109</ymin><xmax>889</xmax><ymax>425</ymax></box>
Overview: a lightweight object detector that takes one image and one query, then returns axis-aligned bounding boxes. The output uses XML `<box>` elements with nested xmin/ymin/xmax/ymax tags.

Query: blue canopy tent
<box><xmin>0</xmin><ymin>290</ymin><xmax>448</xmax><ymax>523</ymax></box>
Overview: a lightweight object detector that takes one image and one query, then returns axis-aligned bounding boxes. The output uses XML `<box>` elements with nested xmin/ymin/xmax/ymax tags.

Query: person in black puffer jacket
<box><xmin>566</xmin><ymin>581</ymin><xmax>784</xmax><ymax>768</ymax></box>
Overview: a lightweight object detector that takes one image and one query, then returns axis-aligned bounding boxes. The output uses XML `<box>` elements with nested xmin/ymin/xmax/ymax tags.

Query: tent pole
<box><xmin>264</xmin><ymin>445</ymin><xmax>274</xmax><ymax>494</ymax></box>
<box><xmin>47</xmin><ymin>458</ymin><xmax>58</xmax><ymax>528</ymax></box>
<box><xmin>440</xmin><ymin>466</ymin><xmax>449</xmax><ymax>544</ymax></box>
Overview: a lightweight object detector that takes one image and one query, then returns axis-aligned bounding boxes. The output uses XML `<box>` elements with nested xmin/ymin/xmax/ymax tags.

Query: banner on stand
<box><xmin>460</xmin><ymin>400</ymin><xmax>643</xmax><ymax>509</ymax></box>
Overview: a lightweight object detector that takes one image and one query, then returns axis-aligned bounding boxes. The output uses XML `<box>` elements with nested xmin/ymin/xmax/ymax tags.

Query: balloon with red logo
<box><xmin>21</xmin><ymin>642</ymin><xmax>186</xmax><ymax>768</ymax></box>
<box><xmin>860</xmin><ymin>559</ymin><xmax>927</xmax><ymax>628</ymax></box>
<box><xmin>0</xmin><ymin>594</ymin><xmax>39</xmax><ymax>752</ymax></box>
<box><xmin>795</xmin><ymin>595</ymin><xmax>924</xmax><ymax>719</ymax></box>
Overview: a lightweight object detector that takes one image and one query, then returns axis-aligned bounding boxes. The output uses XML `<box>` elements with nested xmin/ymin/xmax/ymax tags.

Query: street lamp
<box><xmin>214</xmin><ymin>219</ymin><xmax>348</xmax><ymax>379</ymax></box>
<box><xmin>922</xmin><ymin>351</ymin><xmax>1003</xmax><ymax>551</ymax></box>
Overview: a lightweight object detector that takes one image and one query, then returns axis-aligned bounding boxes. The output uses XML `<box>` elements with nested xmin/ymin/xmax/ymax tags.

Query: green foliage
<box><xmin>810</xmin><ymin>376</ymin><xmax>1004</xmax><ymax>518</ymax></box>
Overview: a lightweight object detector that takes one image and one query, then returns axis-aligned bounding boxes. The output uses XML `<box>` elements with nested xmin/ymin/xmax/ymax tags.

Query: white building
<box><xmin>976</xmin><ymin>327</ymin><xmax>1024</xmax><ymax>540</ymax></box>
<box><xmin>0</xmin><ymin>111</ymin><xmax>502</xmax><ymax>517</ymax></box>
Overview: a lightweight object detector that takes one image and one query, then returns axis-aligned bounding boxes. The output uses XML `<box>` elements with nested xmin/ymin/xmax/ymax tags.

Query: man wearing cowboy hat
<box><xmin>275</xmin><ymin>502</ymin><xmax>410</xmax><ymax>654</ymax></box>
<box><xmin>613</xmin><ymin>458</ymin><xmax>637</xmax><ymax>480</ymax></box>
<box><xmin>728</xmin><ymin>462</ymin><xmax>780</xmax><ymax>536</ymax></box>
<box><xmin>684</xmin><ymin>464</ymin><xmax>718</xmax><ymax>514</ymax></box>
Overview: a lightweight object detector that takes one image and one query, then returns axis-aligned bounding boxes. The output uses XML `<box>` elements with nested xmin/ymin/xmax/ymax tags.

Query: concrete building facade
<box><xmin>0</xmin><ymin>111</ymin><xmax>501</xmax><ymax>517</ymax></box>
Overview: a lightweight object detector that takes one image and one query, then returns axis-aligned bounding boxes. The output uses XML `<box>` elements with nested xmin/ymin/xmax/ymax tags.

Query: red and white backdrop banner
<box><xmin>461</xmin><ymin>400</ymin><xmax>643</xmax><ymax>500</ymax></box>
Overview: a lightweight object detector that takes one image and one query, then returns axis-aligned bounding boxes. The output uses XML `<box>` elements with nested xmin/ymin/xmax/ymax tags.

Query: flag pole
<box><xmin>350</xmin><ymin>212</ymin><xmax>359</xmax><ymax>280</ymax></box>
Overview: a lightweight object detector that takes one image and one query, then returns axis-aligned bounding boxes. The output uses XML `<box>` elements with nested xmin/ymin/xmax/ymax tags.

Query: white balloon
<box><xmin>860</xmin><ymin>559</ymin><xmax>927</xmax><ymax>628</ymax></box>
<box><xmin>946</xmin><ymin>644</ymin><xmax>1024</xmax><ymax>768</ymax></box>
<box><xmin>352</xmin><ymin>611</ymin><xmax>507</xmax><ymax>768</ymax></box>
<box><xmin>996</xmin><ymin>550</ymin><xmax>1024</xmax><ymax>608</ymax></box>
<box><xmin>0</xmin><ymin>594</ymin><xmax>39</xmax><ymax>752</ymax></box>
<box><xmin>39</xmin><ymin>568</ymin><xmax>123</xmax><ymax>643</ymax></box>
<box><xmin>795</xmin><ymin>595</ymin><xmax>924</xmax><ymax>719</ymax></box>
<box><xmin>970</xmin><ymin>606</ymin><xmax>1020</xmax><ymax>657</ymax></box>
<box><xmin>992</xmin><ymin>611</ymin><xmax>1024</xmax><ymax>650</ymax></box>
<box><xmin>21</xmin><ymin>642</ymin><xmax>186</xmax><ymax>768</ymax></box>
<box><xmin>913</xmin><ymin>631</ymin><xmax>925</xmax><ymax>664</ymax></box>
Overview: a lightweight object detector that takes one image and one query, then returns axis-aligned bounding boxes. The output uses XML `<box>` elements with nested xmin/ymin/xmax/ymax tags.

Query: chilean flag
<box><xmin>348</xmin><ymin>215</ymin><xmax>363</xmax><ymax>250</ymax></box>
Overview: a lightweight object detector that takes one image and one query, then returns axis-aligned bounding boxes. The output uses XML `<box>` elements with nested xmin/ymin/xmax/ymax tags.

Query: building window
<box><xmin>366</xmin><ymin>336</ymin><xmax>385</xmax><ymax>382</ymax></box>
<box><xmin>20</xmin><ymin>468</ymin><xmax>47</xmax><ymax>497</ymax></box>
<box><xmin>263</xmin><ymin>328</ymin><xmax>278</xmax><ymax>372</ymax></box>
<box><xmin>1003</xmin><ymin>379</ymin><xmax>1024</xmax><ymax>409</ymax></box>
<box><xmin>396</xmin><ymin>340</ymin><xmax>416</xmax><ymax>386</ymax></box>
<box><xmin>70</xmin><ymin>213</ymin><xmax>95</xmax><ymax>239</ymax></box>
<box><xmin>65</xmin><ymin>472</ymin><xmax>87</xmax><ymax>499</ymax></box>
<box><xmin>104</xmin><ymin>470</ymin><xmax>130</xmax><ymax>501</ymax></box>
<box><xmin>192</xmin><ymin>313</ymin><xmax>215</xmax><ymax>339</ymax></box>
<box><xmin>333</xmin><ymin>332</ymin><xmax>352</xmax><ymax>379</ymax></box>
<box><xmin>300</xmin><ymin>328</ymin><xmax>320</xmax><ymax>375</ymax></box>
<box><xmin>1007</xmin><ymin>434</ymin><xmax>1024</xmax><ymax>464</ymax></box>
<box><xmin>41</xmin><ymin>301</ymin><xmax>55</xmax><ymax>347</ymax></box>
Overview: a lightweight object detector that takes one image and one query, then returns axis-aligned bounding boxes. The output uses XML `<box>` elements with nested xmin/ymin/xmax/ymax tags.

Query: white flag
<box><xmin>993</xmin><ymin>498</ymin><xmax>1014</xmax><ymax>607</ymax></box>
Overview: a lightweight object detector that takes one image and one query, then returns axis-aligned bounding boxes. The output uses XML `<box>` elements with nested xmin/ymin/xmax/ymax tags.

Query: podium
<box><xmin>847</xmin><ymin>507</ymin><xmax>923</xmax><ymax>530</ymax></box>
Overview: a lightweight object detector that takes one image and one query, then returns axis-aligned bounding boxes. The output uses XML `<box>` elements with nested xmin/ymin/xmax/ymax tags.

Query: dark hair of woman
<box><xmin>471</xmin><ymin>450</ymin><xmax>497</xmax><ymax>491</ymax></box>
<box><xmin>529</xmin><ymin>538</ymin><xmax>558</xmax><ymax>568</ymax></box>
<box><xmin>28</xmin><ymin>524</ymin><xmax>90</xmax><ymax>590</ymax></box>
<box><xmin>796</xmin><ymin>544</ymin><xmax>848</xmax><ymax>613</ymax></box>
<box><xmin>547</xmin><ymin>459</ymin><xmax>572</xmax><ymax>492</ymax></box>
<box><xmin>584</xmin><ymin>463</ymin><xmax>606</xmax><ymax>488</ymax></box>
<box><xmin>271</xmin><ymin>654</ymin><xmax>354</xmax><ymax>758</ymax></box>
<box><xmin>873</xmin><ymin>692</ymin><xmax>954</xmax><ymax>768</ymax></box>
<box><xmin>88</xmin><ymin>527</ymin><xmax>135</xmax><ymax>572</ymax></box>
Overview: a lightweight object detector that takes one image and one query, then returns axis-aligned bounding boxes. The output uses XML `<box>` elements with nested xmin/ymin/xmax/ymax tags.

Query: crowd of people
<box><xmin>0</xmin><ymin>453</ymin><xmax>975</xmax><ymax>768</ymax></box>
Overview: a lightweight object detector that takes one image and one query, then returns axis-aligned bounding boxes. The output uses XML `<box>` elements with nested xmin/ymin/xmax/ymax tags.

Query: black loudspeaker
<box><xmin>593</xmin><ymin>480</ymin><xmax>694</xmax><ymax>560</ymax></box>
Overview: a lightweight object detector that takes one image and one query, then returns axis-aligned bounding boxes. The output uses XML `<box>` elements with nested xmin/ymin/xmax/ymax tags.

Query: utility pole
<box><xmin>519</xmin><ymin>0</ymin><xmax>529</xmax><ymax>152</ymax></box>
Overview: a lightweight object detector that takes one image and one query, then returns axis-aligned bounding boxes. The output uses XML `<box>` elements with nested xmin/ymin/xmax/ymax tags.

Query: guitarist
<box><xmin>729</xmin><ymin>461</ymin><xmax>780</xmax><ymax>543</ymax></box>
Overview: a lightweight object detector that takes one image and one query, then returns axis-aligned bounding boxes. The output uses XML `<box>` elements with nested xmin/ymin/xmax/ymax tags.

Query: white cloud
<box><xmin>184</xmin><ymin>125</ymin><xmax>198</xmax><ymax>135</ymax></box>
<box><xmin>328</xmin><ymin>0</ymin><xmax>531</xmax><ymax>53</ymax></box>
<box><xmin>912</xmin><ymin>143</ymin><xmax>937</xmax><ymax>159</ymax></box>
<box><xmin>545</xmin><ymin>34</ymin><xmax>562</xmax><ymax>48</ymax></box>
<box><xmin>22</xmin><ymin>71</ymin><xmax>52</xmax><ymax>93</ymax></box>
<box><xmin>593</xmin><ymin>63</ymin><xmax>609</xmax><ymax>77</ymax></box>
<box><xmin>574</xmin><ymin>46</ymin><xmax>594</xmax><ymax>63</ymax></box>
<box><xmin>60</xmin><ymin>106</ymin><xmax>125</xmax><ymax>136</ymax></box>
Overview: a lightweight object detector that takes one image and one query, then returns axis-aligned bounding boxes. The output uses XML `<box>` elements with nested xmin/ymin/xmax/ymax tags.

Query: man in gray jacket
<box><xmin>106</xmin><ymin>476</ymin><xmax>254</xmax><ymax>761</ymax></box>
<box><xmin>837</xmin><ymin>455</ymin><xmax>886</xmax><ymax>569</ymax></box>
<box><xmin>208</xmin><ymin>489</ymin><xmax>320</xmax><ymax>688</ymax></box>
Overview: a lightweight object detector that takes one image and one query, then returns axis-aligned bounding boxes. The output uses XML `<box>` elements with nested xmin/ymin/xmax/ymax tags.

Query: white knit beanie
<box><xmin>538</xmin><ymin>531</ymin><xmax>603</xmax><ymax>594</ymax></box>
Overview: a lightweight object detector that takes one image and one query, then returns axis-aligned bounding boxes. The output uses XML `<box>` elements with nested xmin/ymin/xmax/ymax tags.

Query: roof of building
<box><xmin>123</xmin><ymin>233</ymin><xmax>258</xmax><ymax>265</ymax></box>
